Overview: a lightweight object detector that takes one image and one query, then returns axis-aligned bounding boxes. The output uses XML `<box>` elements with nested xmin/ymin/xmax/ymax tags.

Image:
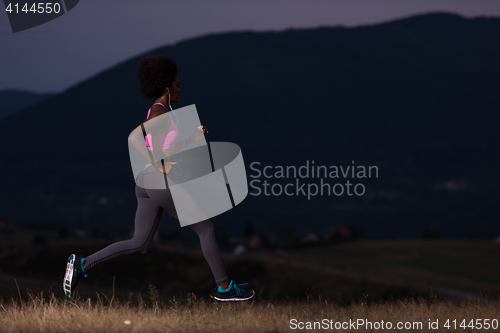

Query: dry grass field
<box><xmin>1</xmin><ymin>237</ymin><xmax>499</xmax><ymax>332</ymax></box>
<box><xmin>0</xmin><ymin>290</ymin><xmax>498</xmax><ymax>332</ymax></box>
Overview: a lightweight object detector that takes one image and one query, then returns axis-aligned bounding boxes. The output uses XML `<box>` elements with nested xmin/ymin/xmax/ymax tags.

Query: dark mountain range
<box><xmin>0</xmin><ymin>12</ymin><xmax>499</xmax><ymax>238</ymax></box>
<box><xmin>0</xmin><ymin>89</ymin><xmax>55</xmax><ymax>119</ymax></box>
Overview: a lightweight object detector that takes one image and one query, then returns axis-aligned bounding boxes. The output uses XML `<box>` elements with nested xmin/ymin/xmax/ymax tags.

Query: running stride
<box><xmin>63</xmin><ymin>54</ymin><xmax>254</xmax><ymax>302</ymax></box>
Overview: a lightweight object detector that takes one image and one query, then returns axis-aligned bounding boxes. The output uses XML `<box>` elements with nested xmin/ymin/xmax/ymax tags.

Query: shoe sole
<box><xmin>63</xmin><ymin>254</ymin><xmax>75</xmax><ymax>298</ymax></box>
<box><xmin>213</xmin><ymin>290</ymin><xmax>255</xmax><ymax>301</ymax></box>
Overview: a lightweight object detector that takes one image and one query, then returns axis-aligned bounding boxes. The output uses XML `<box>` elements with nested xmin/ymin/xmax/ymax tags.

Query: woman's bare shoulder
<box><xmin>149</xmin><ymin>104</ymin><xmax>167</xmax><ymax>118</ymax></box>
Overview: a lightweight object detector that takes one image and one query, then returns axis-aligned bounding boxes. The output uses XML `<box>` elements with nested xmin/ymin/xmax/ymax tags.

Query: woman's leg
<box><xmin>145</xmin><ymin>185</ymin><xmax>229</xmax><ymax>285</ymax></box>
<box><xmin>188</xmin><ymin>219</ymin><xmax>229</xmax><ymax>284</ymax></box>
<box><xmin>84</xmin><ymin>182</ymin><xmax>163</xmax><ymax>270</ymax></box>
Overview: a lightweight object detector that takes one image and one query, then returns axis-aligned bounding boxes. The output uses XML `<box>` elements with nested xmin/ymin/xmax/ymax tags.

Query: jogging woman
<box><xmin>63</xmin><ymin>54</ymin><xmax>254</xmax><ymax>302</ymax></box>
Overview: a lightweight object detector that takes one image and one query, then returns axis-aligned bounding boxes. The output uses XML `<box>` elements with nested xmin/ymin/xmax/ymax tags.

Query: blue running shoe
<box><xmin>63</xmin><ymin>254</ymin><xmax>87</xmax><ymax>298</ymax></box>
<box><xmin>213</xmin><ymin>280</ymin><xmax>255</xmax><ymax>301</ymax></box>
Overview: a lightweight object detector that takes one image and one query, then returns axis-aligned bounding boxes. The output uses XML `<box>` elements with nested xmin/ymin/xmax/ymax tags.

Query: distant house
<box><xmin>74</xmin><ymin>229</ymin><xmax>87</xmax><ymax>238</ymax></box>
<box><xmin>233</xmin><ymin>244</ymin><xmax>247</xmax><ymax>255</ymax></box>
<box><xmin>229</xmin><ymin>234</ymin><xmax>262</xmax><ymax>255</ymax></box>
<box><xmin>268</xmin><ymin>248</ymin><xmax>289</xmax><ymax>259</ymax></box>
<box><xmin>434</xmin><ymin>179</ymin><xmax>468</xmax><ymax>192</ymax></box>
<box><xmin>299</xmin><ymin>230</ymin><xmax>320</xmax><ymax>243</ymax></box>
<box><xmin>333</xmin><ymin>226</ymin><xmax>351</xmax><ymax>238</ymax></box>
<box><xmin>248</xmin><ymin>235</ymin><xmax>261</xmax><ymax>249</ymax></box>
<box><xmin>323</xmin><ymin>225</ymin><xmax>352</xmax><ymax>241</ymax></box>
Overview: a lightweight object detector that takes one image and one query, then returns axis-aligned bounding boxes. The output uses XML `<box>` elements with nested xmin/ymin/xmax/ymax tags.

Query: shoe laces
<box><xmin>214</xmin><ymin>281</ymin><xmax>249</xmax><ymax>296</ymax></box>
<box><xmin>233</xmin><ymin>283</ymin><xmax>244</xmax><ymax>296</ymax></box>
<box><xmin>232</xmin><ymin>282</ymin><xmax>250</xmax><ymax>296</ymax></box>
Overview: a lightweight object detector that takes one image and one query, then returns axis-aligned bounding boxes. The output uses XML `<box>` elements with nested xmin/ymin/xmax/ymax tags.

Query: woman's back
<box><xmin>144</xmin><ymin>102</ymin><xmax>179</xmax><ymax>151</ymax></box>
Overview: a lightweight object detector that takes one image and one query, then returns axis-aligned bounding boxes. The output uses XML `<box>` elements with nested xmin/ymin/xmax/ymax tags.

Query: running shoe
<box><xmin>63</xmin><ymin>254</ymin><xmax>87</xmax><ymax>298</ymax></box>
<box><xmin>213</xmin><ymin>280</ymin><xmax>255</xmax><ymax>301</ymax></box>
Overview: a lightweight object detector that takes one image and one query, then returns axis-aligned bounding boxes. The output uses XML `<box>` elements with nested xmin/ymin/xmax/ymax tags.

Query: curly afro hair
<box><xmin>136</xmin><ymin>55</ymin><xmax>178</xmax><ymax>99</ymax></box>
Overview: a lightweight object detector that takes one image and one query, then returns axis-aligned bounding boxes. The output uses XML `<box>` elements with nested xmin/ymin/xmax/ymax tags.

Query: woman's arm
<box><xmin>128</xmin><ymin>125</ymin><xmax>160</xmax><ymax>167</ymax></box>
<box><xmin>169</xmin><ymin>125</ymin><xmax>208</xmax><ymax>154</ymax></box>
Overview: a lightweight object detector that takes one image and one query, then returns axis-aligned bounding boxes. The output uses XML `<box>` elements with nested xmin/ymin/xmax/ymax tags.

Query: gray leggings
<box><xmin>84</xmin><ymin>170</ymin><xmax>229</xmax><ymax>284</ymax></box>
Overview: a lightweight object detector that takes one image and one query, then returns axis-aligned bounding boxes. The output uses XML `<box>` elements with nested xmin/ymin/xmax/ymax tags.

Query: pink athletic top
<box><xmin>144</xmin><ymin>102</ymin><xmax>179</xmax><ymax>151</ymax></box>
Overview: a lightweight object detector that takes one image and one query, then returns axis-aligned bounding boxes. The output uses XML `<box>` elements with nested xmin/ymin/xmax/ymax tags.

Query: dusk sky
<box><xmin>1</xmin><ymin>0</ymin><xmax>499</xmax><ymax>93</ymax></box>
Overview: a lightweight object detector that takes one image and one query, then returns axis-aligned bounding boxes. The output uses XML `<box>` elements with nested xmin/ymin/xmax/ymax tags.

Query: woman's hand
<box><xmin>189</xmin><ymin>125</ymin><xmax>208</xmax><ymax>143</ymax></box>
<box><xmin>153</xmin><ymin>161</ymin><xmax>177</xmax><ymax>174</ymax></box>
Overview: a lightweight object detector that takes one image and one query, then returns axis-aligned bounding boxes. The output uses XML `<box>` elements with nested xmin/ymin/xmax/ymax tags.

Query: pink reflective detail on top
<box><xmin>145</xmin><ymin>102</ymin><xmax>178</xmax><ymax>151</ymax></box>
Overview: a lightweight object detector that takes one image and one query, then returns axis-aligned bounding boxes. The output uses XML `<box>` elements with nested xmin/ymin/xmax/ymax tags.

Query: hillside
<box><xmin>0</xmin><ymin>89</ymin><xmax>55</xmax><ymax>119</ymax></box>
<box><xmin>0</xmin><ymin>13</ymin><xmax>499</xmax><ymax>238</ymax></box>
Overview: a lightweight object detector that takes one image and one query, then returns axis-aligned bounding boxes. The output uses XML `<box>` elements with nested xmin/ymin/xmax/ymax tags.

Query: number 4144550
<box><xmin>444</xmin><ymin>319</ymin><xmax>498</xmax><ymax>330</ymax></box>
<box><xmin>5</xmin><ymin>3</ymin><xmax>62</xmax><ymax>14</ymax></box>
